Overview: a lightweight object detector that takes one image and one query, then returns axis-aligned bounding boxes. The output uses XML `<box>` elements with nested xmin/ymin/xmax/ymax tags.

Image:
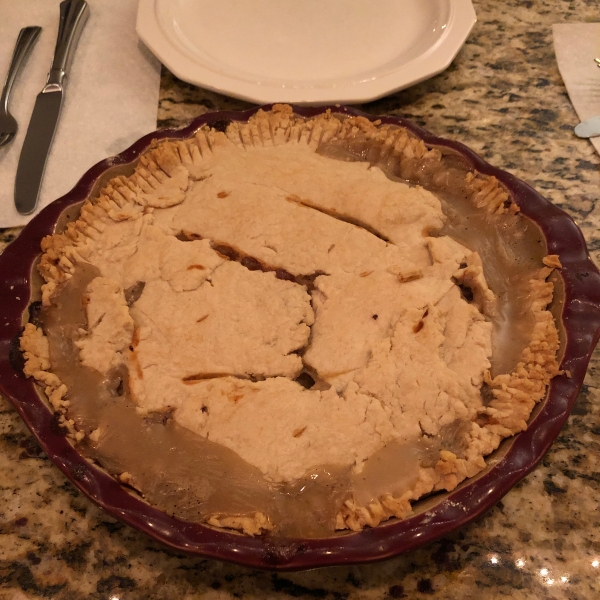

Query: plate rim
<box><xmin>1</xmin><ymin>104</ymin><xmax>599</xmax><ymax>570</ymax></box>
<box><xmin>136</xmin><ymin>0</ymin><xmax>477</xmax><ymax>105</ymax></box>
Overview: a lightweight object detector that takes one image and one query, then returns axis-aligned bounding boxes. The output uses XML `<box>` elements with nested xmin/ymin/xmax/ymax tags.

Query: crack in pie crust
<box><xmin>20</xmin><ymin>105</ymin><xmax>561</xmax><ymax>536</ymax></box>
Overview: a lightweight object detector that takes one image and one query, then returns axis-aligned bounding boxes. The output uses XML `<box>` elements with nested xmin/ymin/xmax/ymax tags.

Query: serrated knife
<box><xmin>574</xmin><ymin>115</ymin><xmax>600</xmax><ymax>139</ymax></box>
<box><xmin>15</xmin><ymin>0</ymin><xmax>89</xmax><ymax>216</ymax></box>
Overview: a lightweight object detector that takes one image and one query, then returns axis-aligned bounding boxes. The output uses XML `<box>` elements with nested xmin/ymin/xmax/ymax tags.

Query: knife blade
<box><xmin>574</xmin><ymin>115</ymin><xmax>600</xmax><ymax>139</ymax></box>
<box><xmin>15</xmin><ymin>0</ymin><xmax>89</xmax><ymax>216</ymax></box>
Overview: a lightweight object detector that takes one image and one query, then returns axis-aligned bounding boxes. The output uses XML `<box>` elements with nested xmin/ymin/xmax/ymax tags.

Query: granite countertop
<box><xmin>1</xmin><ymin>1</ymin><xmax>600</xmax><ymax>598</ymax></box>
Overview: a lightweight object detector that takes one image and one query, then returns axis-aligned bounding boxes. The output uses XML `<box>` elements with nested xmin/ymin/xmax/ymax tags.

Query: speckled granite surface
<box><xmin>1</xmin><ymin>1</ymin><xmax>600</xmax><ymax>598</ymax></box>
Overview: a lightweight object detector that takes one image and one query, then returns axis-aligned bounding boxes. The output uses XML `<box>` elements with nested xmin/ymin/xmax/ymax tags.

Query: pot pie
<box><xmin>20</xmin><ymin>105</ymin><xmax>561</xmax><ymax>537</ymax></box>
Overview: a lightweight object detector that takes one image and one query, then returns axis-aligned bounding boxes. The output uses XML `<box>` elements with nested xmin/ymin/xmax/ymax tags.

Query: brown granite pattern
<box><xmin>1</xmin><ymin>0</ymin><xmax>600</xmax><ymax>598</ymax></box>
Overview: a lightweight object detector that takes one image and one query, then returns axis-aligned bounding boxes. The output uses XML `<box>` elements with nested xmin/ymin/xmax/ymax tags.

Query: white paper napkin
<box><xmin>0</xmin><ymin>0</ymin><xmax>161</xmax><ymax>227</ymax></box>
<box><xmin>553</xmin><ymin>23</ymin><xmax>600</xmax><ymax>156</ymax></box>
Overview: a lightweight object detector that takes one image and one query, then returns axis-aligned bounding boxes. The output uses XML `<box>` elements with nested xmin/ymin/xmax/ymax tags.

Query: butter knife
<box><xmin>15</xmin><ymin>0</ymin><xmax>89</xmax><ymax>216</ymax></box>
<box><xmin>574</xmin><ymin>115</ymin><xmax>600</xmax><ymax>139</ymax></box>
<box><xmin>575</xmin><ymin>115</ymin><xmax>600</xmax><ymax>137</ymax></box>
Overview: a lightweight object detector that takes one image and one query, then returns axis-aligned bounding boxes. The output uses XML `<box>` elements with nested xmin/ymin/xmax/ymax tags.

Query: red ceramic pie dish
<box><xmin>1</xmin><ymin>105</ymin><xmax>599</xmax><ymax>570</ymax></box>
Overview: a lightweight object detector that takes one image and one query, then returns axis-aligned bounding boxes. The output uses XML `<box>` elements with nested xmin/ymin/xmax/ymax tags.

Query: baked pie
<box><xmin>20</xmin><ymin>105</ymin><xmax>561</xmax><ymax>537</ymax></box>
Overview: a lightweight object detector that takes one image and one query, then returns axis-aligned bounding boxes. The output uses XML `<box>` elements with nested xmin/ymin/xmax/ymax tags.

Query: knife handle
<box><xmin>46</xmin><ymin>0</ymin><xmax>89</xmax><ymax>89</ymax></box>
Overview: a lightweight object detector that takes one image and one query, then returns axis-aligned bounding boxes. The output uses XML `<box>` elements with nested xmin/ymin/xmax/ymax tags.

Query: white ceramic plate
<box><xmin>137</xmin><ymin>0</ymin><xmax>476</xmax><ymax>105</ymax></box>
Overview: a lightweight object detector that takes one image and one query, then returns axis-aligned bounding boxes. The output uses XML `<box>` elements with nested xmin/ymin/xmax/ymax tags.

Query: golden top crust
<box><xmin>22</xmin><ymin>106</ymin><xmax>559</xmax><ymax>536</ymax></box>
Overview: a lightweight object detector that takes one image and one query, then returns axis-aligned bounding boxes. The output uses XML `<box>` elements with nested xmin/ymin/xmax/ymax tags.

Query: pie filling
<box><xmin>20</xmin><ymin>106</ymin><xmax>561</xmax><ymax>537</ymax></box>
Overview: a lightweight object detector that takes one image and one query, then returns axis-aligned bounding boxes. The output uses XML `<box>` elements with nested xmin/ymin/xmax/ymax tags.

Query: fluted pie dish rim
<box><xmin>0</xmin><ymin>105</ymin><xmax>599</xmax><ymax>570</ymax></box>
